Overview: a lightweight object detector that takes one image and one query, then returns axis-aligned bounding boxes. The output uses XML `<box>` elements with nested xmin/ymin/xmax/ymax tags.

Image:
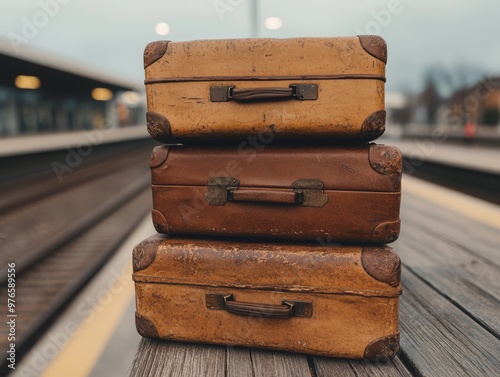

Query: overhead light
<box><xmin>121</xmin><ymin>91</ymin><xmax>141</xmax><ymax>106</ymax></box>
<box><xmin>264</xmin><ymin>17</ymin><xmax>282</xmax><ymax>30</ymax></box>
<box><xmin>91</xmin><ymin>88</ymin><xmax>113</xmax><ymax>101</ymax></box>
<box><xmin>15</xmin><ymin>75</ymin><xmax>41</xmax><ymax>89</ymax></box>
<box><xmin>155</xmin><ymin>22</ymin><xmax>170</xmax><ymax>36</ymax></box>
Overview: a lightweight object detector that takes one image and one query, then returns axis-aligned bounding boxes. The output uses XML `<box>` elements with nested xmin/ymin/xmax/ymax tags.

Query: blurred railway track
<box><xmin>403</xmin><ymin>158</ymin><xmax>500</xmax><ymax>205</ymax></box>
<box><xmin>0</xmin><ymin>138</ymin><xmax>154</xmax><ymax>374</ymax></box>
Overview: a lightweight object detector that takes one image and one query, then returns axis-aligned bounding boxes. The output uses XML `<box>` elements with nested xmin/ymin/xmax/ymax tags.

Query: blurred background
<box><xmin>0</xmin><ymin>1</ymin><xmax>499</xmax><ymax>377</ymax></box>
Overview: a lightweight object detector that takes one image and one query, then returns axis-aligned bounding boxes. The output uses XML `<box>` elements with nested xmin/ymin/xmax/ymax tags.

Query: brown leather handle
<box><xmin>224</xmin><ymin>296</ymin><xmax>291</xmax><ymax>319</ymax></box>
<box><xmin>229</xmin><ymin>189</ymin><xmax>300</xmax><ymax>204</ymax></box>
<box><xmin>231</xmin><ymin>87</ymin><xmax>294</xmax><ymax>101</ymax></box>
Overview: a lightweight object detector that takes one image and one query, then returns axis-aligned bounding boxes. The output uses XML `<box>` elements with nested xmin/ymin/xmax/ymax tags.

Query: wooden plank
<box><xmin>399</xmin><ymin>267</ymin><xmax>500</xmax><ymax>377</ymax></box>
<box><xmin>249</xmin><ymin>349</ymin><xmax>313</xmax><ymax>377</ymax></box>
<box><xmin>128</xmin><ymin>339</ymin><xmax>226</xmax><ymax>377</ymax></box>
<box><xmin>313</xmin><ymin>356</ymin><xmax>412</xmax><ymax>377</ymax></box>
<box><xmin>226</xmin><ymin>347</ymin><xmax>253</xmax><ymax>377</ymax></box>
<box><xmin>394</xmin><ymin>217</ymin><xmax>500</xmax><ymax>335</ymax></box>
<box><xmin>401</xmin><ymin>192</ymin><xmax>499</xmax><ymax>264</ymax></box>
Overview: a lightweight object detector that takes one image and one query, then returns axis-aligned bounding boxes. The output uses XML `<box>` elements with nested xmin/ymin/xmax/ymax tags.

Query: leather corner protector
<box><xmin>152</xmin><ymin>209</ymin><xmax>171</xmax><ymax>235</ymax></box>
<box><xmin>364</xmin><ymin>334</ymin><xmax>399</xmax><ymax>359</ymax></box>
<box><xmin>147</xmin><ymin>111</ymin><xmax>172</xmax><ymax>143</ymax></box>
<box><xmin>144</xmin><ymin>41</ymin><xmax>169</xmax><ymax>69</ymax></box>
<box><xmin>133</xmin><ymin>240</ymin><xmax>158</xmax><ymax>272</ymax></box>
<box><xmin>150</xmin><ymin>146</ymin><xmax>170</xmax><ymax>169</ymax></box>
<box><xmin>360</xmin><ymin>110</ymin><xmax>386</xmax><ymax>140</ymax></box>
<box><xmin>135</xmin><ymin>312</ymin><xmax>159</xmax><ymax>338</ymax></box>
<box><xmin>358</xmin><ymin>35</ymin><xmax>387</xmax><ymax>64</ymax></box>
<box><xmin>362</xmin><ymin>246</ymin><xmax>401</xmax><ymax>287</ymax></box>
<box><xmin>371</xmin><ymin>220</ymin><xmax>401</xmax><ymax>244</ymax></box>
<box><xmin>369</xmin><ymin>144</ymin><xmax>402</xmax><ymax>175</ymax></box>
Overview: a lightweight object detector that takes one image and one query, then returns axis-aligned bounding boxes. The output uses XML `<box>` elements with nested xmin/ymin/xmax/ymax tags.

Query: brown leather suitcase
<box><xmin>144</xmin><ymin>36</ymin><xmax>387</xmax><ymax>143</ymax></box>
<box><xmin>133</xmin><ymin>234</ymin><xmax>401</xmax><ymax>359</ymax></box>
<box><xmin>150</xmin><ymin>144</ymin><xmax>401</xmax><ymax>243</ymax></box>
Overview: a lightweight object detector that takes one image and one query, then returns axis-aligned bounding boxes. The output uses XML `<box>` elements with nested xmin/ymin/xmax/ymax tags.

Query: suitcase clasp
<box><xmin>292</xmin><ymin>179</ymin><xmax>328</xmax><ymax>208</ymax></box>
<box><xmin>205</xmin><ymin>177</ymin><xmax>240</xmax><ymax>206</ymax></box>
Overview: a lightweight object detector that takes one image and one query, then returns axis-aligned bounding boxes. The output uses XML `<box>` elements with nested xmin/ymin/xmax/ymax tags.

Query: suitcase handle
<box><xmin>229</xmin><ymin>189</ymin><xmax>300</xmax><ymax>204</ymax></box>
<box><xmin>206</xmin><ymin>294</ymin><xmax>313</xmax><ymax>319</ymax></box>
<box><xmin>224</xmin><ymin>296</ymin><xmax>292</xmax><ymax>319</ymax></box>
<box><xmin>210</xmin><ymin>84</ymin><xmax>318</xmax><ymax>102</ymax></box>
<box><xmin>205</xmin><ymin>177</ymin><xmax>328</xmax><ymax>207</ymax></box>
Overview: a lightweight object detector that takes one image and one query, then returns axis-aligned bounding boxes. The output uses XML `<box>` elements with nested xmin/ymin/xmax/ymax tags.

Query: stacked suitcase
<box><xmin>133</xmin><ymin>36</ymin><xmax>402</xmax><ymax>359</ymax></box>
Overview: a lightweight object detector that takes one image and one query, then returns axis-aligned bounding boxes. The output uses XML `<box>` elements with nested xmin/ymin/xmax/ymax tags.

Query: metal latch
<box><xmin>292</xmin><ymin>179</ymin><xmax>328</xmax><ymax>207</ymax></box>
<box><xmin>205</xmin><ymin>177</ymin><xmax>239</xmax><ymax>206</ymax></box>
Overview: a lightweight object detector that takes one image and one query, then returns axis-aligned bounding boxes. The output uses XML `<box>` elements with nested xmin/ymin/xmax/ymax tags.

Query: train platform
<box><xmin>381</xmin><ymin>136</ymin><xmax>500</xmax><ymax>175</ymax></box>
<box><xmin>8</xmin><ymin>174</ymin><xmax>500</xmax><ymax>377</ymax></box>
<box><xmin>0</xmin><ymin>125</ymin><xmax>149</xmax><ymax>157</ymax></box>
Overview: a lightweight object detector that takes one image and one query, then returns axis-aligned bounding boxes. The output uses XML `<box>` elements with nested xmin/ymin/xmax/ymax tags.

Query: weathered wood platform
<box><xmin>128</xmin><ymin>177</ymin><xmax>500</xmax><ymax>377</ymax></box>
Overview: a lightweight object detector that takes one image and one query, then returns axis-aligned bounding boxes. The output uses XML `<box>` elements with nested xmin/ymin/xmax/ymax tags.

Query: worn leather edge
<box><xmin>132</xmin><ymin>239</ymin><xmax>158</xmax><ymax>272</ymax></box>
<box><xmin>135</xmin><ymin>312</ymin><xmax>160</xmax><ymax>338</ymax></box>
<box><xmin>360</xmin><ymin>110</ymin><xmax>386</xmax><ymax>140</ymax></box>
<box><xmin>147</xmin><ymin>111</ymin><xmax>172</xmax><ymax>143</ymax></box>
<box><xmin>369</xmin><ymin>144</ymin><xmax>402</xmax><ymax>175</ymax></box>
<box><xmin>150</xmin><ymin>146</ymin><xmax>170</xmax><ymax>169</ymax></box>
<box><xmin>151</xmin><ymin>209</ymin><xmax>171</xmax><ymax>235</ymax></box>
<box><xmin>361</xmin><ymin>246</ymin><xmax>401</xmax><ymax>287</ymax></box>
<box><xmin>144</xmin><ymin>41</ymin><xmax>169</xmax><ymax>68</ymax></box>
<box><xmin>364</xmin><ymin>334</ymin><xmax>400</xmax><ymax>359</ymax></box>
<box><xmin>358</xmin><ymin>35</ymin><xmax>388</xmax><ymax>64</ymax></box>
<box><xmin>371</xmin><ymin>220</ymin><xmax>401</xmax><ymax>243</ymax></box>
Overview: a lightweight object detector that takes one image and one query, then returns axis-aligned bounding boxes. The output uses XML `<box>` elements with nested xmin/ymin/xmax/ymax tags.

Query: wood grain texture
<box><xmin>399</xmin><ymin>267</ymin><xmax>500</xmax><ymax>377</ymax></box>
<box><xmin>397</xmin><ymin>193</ymin><xmax>500</xmax><ymax>336</ymax></box>
<box><xmin>226</xmin><ymin>347</ymin><xmax>253</xmax><ymax>377</ymax></box>
<box><xmin>314</xmin><ymin>356</ymin><xmax>412</xmax><ymax>377</ymax></box>
<box><xmin>128</xmin><ymin>339</ymin><xmax>226</xmax><ymax>377</ymax></box>
<box><xmin>249</xmin><ymin>349</ymin><xmax>312</xmax><ymax>377</ymax></box>
<box><xmin>401</xmin><ymin>192</ymin><xmax>499</xmax><ymax>264</ymax></box>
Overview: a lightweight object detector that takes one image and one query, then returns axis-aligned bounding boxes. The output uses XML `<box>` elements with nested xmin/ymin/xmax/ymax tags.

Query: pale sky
<box><xmin>1</xmin><ymin>0</ymin><xmax>499</xmax><ymax>94</ymax></box>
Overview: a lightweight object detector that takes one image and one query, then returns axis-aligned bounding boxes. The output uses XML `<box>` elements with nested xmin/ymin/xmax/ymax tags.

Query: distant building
<box><xmin>445</xmin><ymin>77</ymin><xmax>500</xmax><ymax>126</ymax></box>
<box><xmin>0</xmin><ymin>39</ymin><xmax>144</xmax><ymax>136</ymax></box>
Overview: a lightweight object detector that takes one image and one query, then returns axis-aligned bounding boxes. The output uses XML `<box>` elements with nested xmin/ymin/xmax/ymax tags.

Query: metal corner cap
<box><xmin>364</xmin><ymin>334</ymin><xmax>399</xmax><ymax>359</ymax></box>
<box><xmin>150</xmin><ymin>145</ymin><xmax>170</xmax><ymax>169</ymax></box>
<box><xmin>135</xmin><ymin>312</ymin><xmax>160</xmax><ymax>338</ymax></box>
<box><xmin>358</xmin><ymin>35</ymin><xmax>388</xmax><ymax>64</ymax></box>
<box><xmin>147</xmin><ymin>111</ymin><xmax>172</xmax><ymax>143</ymax></box>
<box><xmin>369</xmin><ymin>144</ymin><xmax>402</xmax><ymax>175</ymax></box>
<box><xmin>361</xmin><ymin>246</ymin><xmax>401</xmax><ymax>287</ymax></box>
<box><xmin>144</xmin><ymin>40</ymin><xmax>169</xmax><ymax>68</ymax></box>
<box><xmin>360</xmin><ymin>110</ymin><xmax>386</xmax><ymax>140</ymax></box>
<box><xmin>132</xmin><ymin>240</ymin><xmax>158</xmax><ymax>272</ymax></box>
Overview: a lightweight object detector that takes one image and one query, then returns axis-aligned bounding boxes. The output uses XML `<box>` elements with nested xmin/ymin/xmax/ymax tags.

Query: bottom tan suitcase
<box><xmin>133</xmin><ymin>235</ymin><xmax>401</xmax><ymax>359</ymax></box>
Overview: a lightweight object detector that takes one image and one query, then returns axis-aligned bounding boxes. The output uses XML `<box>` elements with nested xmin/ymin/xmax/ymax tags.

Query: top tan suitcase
<box><xmin>144</xmin><ymin>36</ymin><xmax>387</xmax><ymax>143</ymax></box>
